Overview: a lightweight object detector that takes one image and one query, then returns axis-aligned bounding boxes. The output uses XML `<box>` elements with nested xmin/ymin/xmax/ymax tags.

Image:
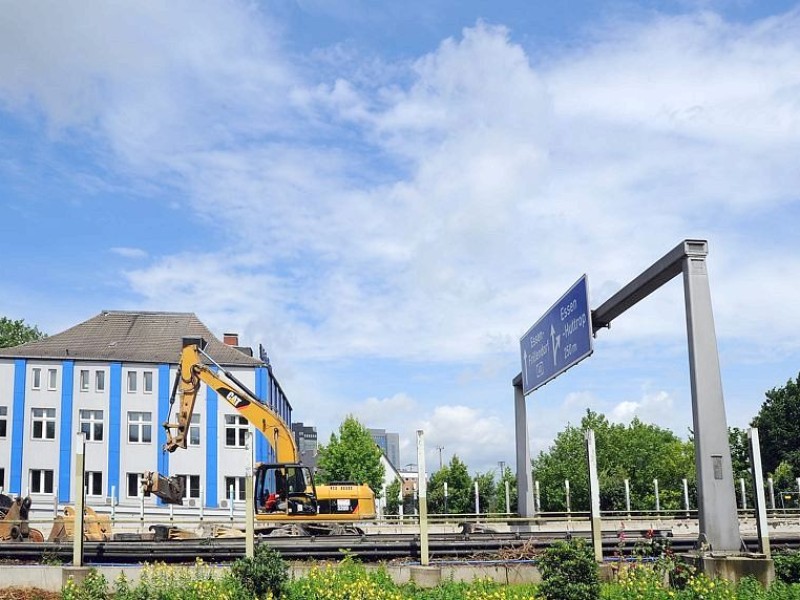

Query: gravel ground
<box><xmin>0</xmin><ymin>588</ymin><xmax>60</xmax><ymax>600</ymax></box>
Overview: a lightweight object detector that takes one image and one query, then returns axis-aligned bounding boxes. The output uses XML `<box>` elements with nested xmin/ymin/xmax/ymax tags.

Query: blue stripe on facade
<box><xmin>107</xmin><ymin>363</ymin><xmax>122</xmax><ymax>496</ymax></box>
<box><xmin>10</xmin><ymin>360</ymin><xmax>26</xmax><ymax>494</ymax></box>
<box><xmin>157</xmin><ymin>364</ymin><xmax>171</xmax><ymax>505</ymax></box>
<box><xmin>58</xmin><ymin>361</ymin><xmax>75</xmax><ymax>502</ymax></box>
<box><xmin>255</xmin><ymin>367</ymin><xmax>268</xmax><ymax>463</ymax></box>
<box><xmin>205</xmin><ymin>378</ymin><xmax>218</xmax><ymax>507</ymax></box>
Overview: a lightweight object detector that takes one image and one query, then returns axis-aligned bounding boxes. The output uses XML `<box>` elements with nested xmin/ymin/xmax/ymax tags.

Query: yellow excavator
<box><xmin>142</xmin><ymin>337</ymin><xmax>376</xmax><ymax>534</ymax></box>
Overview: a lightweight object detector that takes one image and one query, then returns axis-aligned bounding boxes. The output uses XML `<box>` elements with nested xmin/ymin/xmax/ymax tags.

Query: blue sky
<box><xmin>2</xmin><ymin>0</ymin><xmax>800</xmax><ymax>475</ymax></box>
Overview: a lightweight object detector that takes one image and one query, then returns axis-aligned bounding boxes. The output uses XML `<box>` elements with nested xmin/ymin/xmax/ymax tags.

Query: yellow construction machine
<box><xmin>142</xmin><ymin>337</ymin><xmax>376</xmax><ymax>535</ymax></box>
<box><xmin>47</xmin><ymin>505</ymin><xmax>112</xmax><ymax>542</ymax></box>
<box><xmin>0</xmin><ymin>493</ymin><xmax>44</xmax><ymax>541</ymax></box>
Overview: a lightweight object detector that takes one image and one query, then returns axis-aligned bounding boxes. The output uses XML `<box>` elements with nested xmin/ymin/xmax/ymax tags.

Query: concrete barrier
<box><xmin>0</xmin><ymin>562</ymin><xmax>542</xmax><ymax>592</ymax></box>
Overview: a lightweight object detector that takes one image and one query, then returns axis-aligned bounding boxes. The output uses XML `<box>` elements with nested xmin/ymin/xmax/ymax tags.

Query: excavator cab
<box><xmin>255</xmin><ymin>463</ymin><xmax>318</xmax><ymax>516</ymax></box>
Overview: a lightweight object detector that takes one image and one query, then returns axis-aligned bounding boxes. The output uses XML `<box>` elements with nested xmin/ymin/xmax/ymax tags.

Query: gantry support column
<box><xmin>513</xmin><ymin>375</ymin><xmax>535</xmax><ymax>519</ymax></box>
<box><xmin>682</xmin><ymin>248</ymin><xmax>740</xmax><ymax>551</ymax></box>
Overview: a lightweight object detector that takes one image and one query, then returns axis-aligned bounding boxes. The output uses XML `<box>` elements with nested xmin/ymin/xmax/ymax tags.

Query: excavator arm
<box><xmin>143</xmin><ymin>336</ymin><xmax>299</xmax><ymax>503</ymax></box>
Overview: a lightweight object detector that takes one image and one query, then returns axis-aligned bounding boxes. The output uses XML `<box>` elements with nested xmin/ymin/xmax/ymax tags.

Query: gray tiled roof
<box><xmin>0</xmin><ymin>311</ymin><xmax>263</xmax><ymax>366</ymax></box>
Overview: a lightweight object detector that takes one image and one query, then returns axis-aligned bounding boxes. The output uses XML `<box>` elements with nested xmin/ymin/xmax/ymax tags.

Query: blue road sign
<box><xmin>520</xmin><ymin>275</ymin><xmax>593</xmax><ymax>395</ymax></box>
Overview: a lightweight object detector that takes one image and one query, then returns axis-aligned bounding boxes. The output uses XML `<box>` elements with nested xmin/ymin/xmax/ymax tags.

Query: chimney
<box><xmin>223</xmin><ymin>332</ymin><xmax>239</xmax><ymax>347</ymax></box>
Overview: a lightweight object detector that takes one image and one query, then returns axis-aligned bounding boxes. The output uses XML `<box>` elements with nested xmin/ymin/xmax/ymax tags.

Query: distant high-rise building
<box><xmin>291</xmin><ymin>422</ymin><xmax>318</xmax><ymax>469</ymax></box>
<box><xmin>369</xmin><ymin>428</ymin><xmax>400</xmax><ymax>469</ymax></box>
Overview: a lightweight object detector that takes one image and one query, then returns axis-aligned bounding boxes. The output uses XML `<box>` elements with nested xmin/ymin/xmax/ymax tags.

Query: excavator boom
<box><xmin>143</xmin><ymin>337</ymin><xmax>375</xmax><ymax>525</ymax></box>
<box><xmin>163</xmin><ymin>337</ymin><xmax>298</xmax><ymax>462</ymax></box>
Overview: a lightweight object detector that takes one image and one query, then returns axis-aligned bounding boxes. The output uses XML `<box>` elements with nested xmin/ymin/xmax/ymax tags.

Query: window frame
<box><xmin>31</xmin><ymin>368</ymin><xmax>41</xmax><ymax>390</ymax></box>
<box><xmin>30</xmin><ymin>468</ymin><xmax>54</xmax><ymax>494</ymax></box>
<box><xmin>224</xmin><ymin>476</ymin><xmax>246</xmax><ymax>501</ymax></box>
<box><xmin>95</xmin><ymin>370</ymin><xmax>106</xmax><ymax>392</ymax></box>
<box><xmin>224</xmin><ymin>414</ymin><xmax>249</xmax><ymax>448</ymax></box>
<box><xmin>84</xmin><ymin>471</ymin><xmax>104</xmax><ymax>496</ymax></box>
<box><xmin>0</xmin><ymin>406</ymin><xmax>7</xmax><ymax>438</ymax></box>
<box><xmin>127</xmin><ymin>371</ymin><xmax>137</xmax><ymax>393</ymax></box>
<box><xmin>31</xmin><ymin>407</ymin><xmax>56</xmax><ymax>440</ymax></box>
<box><xmin>79</xmin><ymin>409</ymin><xmax>104</xmax><ymax>442</ymax></box>
<box><xmin>189</xmin><ymin>414</ymin><xmax>201</xmax><ymax>446</ymax></box>
<box><xmin>47</xmin><ymin>368</ymin><xmax>57</xmax><ymax>391</ymax></box>
<box><xmin>143</xmin><ymin>370</ymin><xmax>153</xmax><ymax>394</ymax></box>
<box><xmin>79</xmin><ymin>369</ymin><xmax>90</xmax><ymax>392</ymax></box>
<box><xmin>127</xmin><ymin>411</ymin><xmax>152</xmax><ymax>444</ymax></box>
<box><xmin>126</xmin><ymin>472</ymin><xmax>143</xmax><ymax>498</ymax></box>
<box><xmin>176</xmin><ymin>474</ymin><xmax>201</xmax><ymax>500</ymax></box>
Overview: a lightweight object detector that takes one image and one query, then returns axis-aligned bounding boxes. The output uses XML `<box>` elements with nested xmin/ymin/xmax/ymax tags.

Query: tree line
<box><xmin>315</xmin><ymin>372</ymin><xmax>800</xmax><ymax>515</ymax></box>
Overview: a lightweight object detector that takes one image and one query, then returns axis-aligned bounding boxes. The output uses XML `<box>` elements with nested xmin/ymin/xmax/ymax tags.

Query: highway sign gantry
<box><xmin>520</xmin><ymin>275</ymin><xmax>593</xmax><ymax>395</ymax></box>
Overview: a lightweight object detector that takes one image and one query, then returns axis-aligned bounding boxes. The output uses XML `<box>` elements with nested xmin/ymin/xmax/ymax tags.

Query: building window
<box><xmin>176</xmin><ymin>474</ymin><xmax>201</xmax><ymax>499</ymax></box>
<box><xmin>143</xmin><ymin>371</ymin><xmax>153</xmax><ymax>393</ymax></box>
<box><xmin>189</xmin><ymin>414</ymin><xmax>201</xmax><ymax>446</ymax></box>
<box><xmin>31</xmin><ymin>408</ymin><xmax>56</xmax><ymax>440</ymax></box>
<box><xmin>31</xmin><ymin>368</ymin><xmax>41</xmax><ymax>390</ymax></box>
<box><xmin>0</xmin><ymin>406</ymin><xmax>7</xmax><ymax>438</ymax></box>
<box><xmin>85</xmin><ymin>471</ymin><xmax>103</xmax><ymax>496</ymax></box>
<box><xmin>127</xmin><ymin>371</ymin><xmax>137</xmax><ymax>393</ymax></box>
<box><xmin>127</xmin><ymin>411</ymin><xmax>152</xmax><ymax>443</ymax></box>
<box><xmin>224</xmin><ymin>415</ymin><xmax>248</xmax><ymax>447</ymax></box>
<box><xmin>47</xmin><ymin>368</ymin><xmax>57</xmax><ymax>391</ymax></box>
<box><xmin>79</xmin><ymin>409</ymin><xmax>104</xmax><ymax>442</ymax></box>
<box><xmin>224</xmin><ymin>476</ymin><xmax>246</xmax><ymax>501</ymax></box>
<box><xmin>30</xmin><ymin>469</ymin><xmax>54</xmax><ymax>494</ymax></box>
<box><xmin>127</xmin><ymin>473</ymin><xmax>142</xmax><ymax>497</ymax></box>
<box><xmin>79</xmin><ymin>370</ymin><xmax>90</xmax><ymax>392</ymax></box>
<box><xmin>0</xmin><ymin>467</ymin><xmax>4</xmax><ymax>490</ymax></box>
<box><xmin>95</xmin><ymin>370</ymin><xmax>106</xmax><ymax>392</ymax></box>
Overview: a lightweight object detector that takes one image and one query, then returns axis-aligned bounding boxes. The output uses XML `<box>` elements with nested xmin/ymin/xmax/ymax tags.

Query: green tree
<box><xmin>315</xmin><ymin>415</ymin><xmax>385</xmax><ymax>497</ymax></box>
<box><xmin>0</xmin><ymin>317</ymin><xmax>46</xmax><ymax>348</ymax></box>
<box><xmin>384</xmin><ymin>478</ymin><xmax>402</xmax><ymax>515</ymax></box>
<box><xmin>729</xmin><ymin>426</ymin><xmax>753</xmax><ymax>508</ymax></box>
<box><xmin>495</xmin><ymin>465</ymin><xmax>517</xmax><ymax>514</ymax></box>
<box><xmin>751</xmin><ymin>374</ymin><xmax>800</xmax><ymax>476</ymax></box>
<box><xmin>426</xmin><ymin>455</ymin><xmax>473</xmax><ymax>514</ymax></box>
<box><xmin>772</xmin><ymin>461</ymin><xmax>796</xmax><ymax>499</ymax></box>
<box><xmin>473</xmin><ymin>471</ymin><xmax>496</xmax><ymax>515</ymax></box>
<box><xmin>532</xmin><ymin>410</ymin><xmax>694</xmax><ymax>512</ymax></box>
<box><xmin>729</xmin><ymin>427</ymin><xmax>750</xmax><ymax>481</ymax></box>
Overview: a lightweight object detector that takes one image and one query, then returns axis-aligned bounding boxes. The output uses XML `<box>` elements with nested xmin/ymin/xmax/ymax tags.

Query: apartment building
<box><xmin>0</xmin><ymin>310</ymin><xmax>291</xmax><ymax>508</ymax></box>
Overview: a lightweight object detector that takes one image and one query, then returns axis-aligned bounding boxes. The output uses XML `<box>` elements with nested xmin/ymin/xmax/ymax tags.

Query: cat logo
<box><xmin>224</xmin><ymin>388</ymin><xmax>249</xmax><ymax>409</ymax></box>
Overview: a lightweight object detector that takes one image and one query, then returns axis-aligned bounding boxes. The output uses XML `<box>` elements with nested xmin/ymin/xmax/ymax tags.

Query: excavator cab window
<box><xmin>256</xmin><ymin>464</ymin><xmax>318</xmax><ymax>516</ymax></box>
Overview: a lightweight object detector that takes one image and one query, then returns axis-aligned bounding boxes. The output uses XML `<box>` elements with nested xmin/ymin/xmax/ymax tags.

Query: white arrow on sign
<box><xmin>550</xmin><ymin>324</ymin><xmax>561</xmax><ymax>367</ymax></box>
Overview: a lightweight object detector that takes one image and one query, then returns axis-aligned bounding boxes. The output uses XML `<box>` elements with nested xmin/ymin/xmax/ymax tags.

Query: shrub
<box><xmin>736</xmin><ymin>576</ymin><xmax>768</xmax><ymax>600</ymax></box>
<box><xmin>61</xmin><ymin>569</ymin><xmax>109</xmax><ymax>600</ymax></box>
<box><xmin>538</xmin><ymin>538</ymin><xmax>600</xmax><ymax>600</ymax></box>
<box><xmin>114</xmin><ymin>560</ymin><xmax>231</xmax><ymax>600</ymax></box>
<box><xmin>604</xmin><ymin>563</ymin><xmax>671</xmax><ymax>600</ymax></box>
<box><xmin>774</xmin><ymin>550</ymin><xmax>800</xmax><ymax>584</ymax></box>
<box><xmin>230</xmin><ymin>543</ymin><xmax>289</xmax><ymax>598</ymax></box>
<box><xmin>286</xmin><ymin>555</ymin><xmax>401</xmax><ymax>600</ymax></box>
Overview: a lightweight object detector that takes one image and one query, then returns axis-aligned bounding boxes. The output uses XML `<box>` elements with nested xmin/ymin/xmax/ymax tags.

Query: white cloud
<box><xmin>357</xmin><ymin>393</ymin><xmax>418</xmax><ymax>425</ymax></box>
<box><xmin>609</xmin><ymin>390</ymin><xmax>676</xmax><ymax>425</ymax></box>
<box><xmin>110</xmin><ymin>247</ymin><xmax>148</xmax><ymax>259</ymax></box>
<box><xmin>7</xmin><ymin>8</ymin><xmax>799</xmax><ymax>366</ymax></box>
<box><xmin>419</xmin><ymin>405</ymin><xmax>513</xmax><ymax>473</ymax></box>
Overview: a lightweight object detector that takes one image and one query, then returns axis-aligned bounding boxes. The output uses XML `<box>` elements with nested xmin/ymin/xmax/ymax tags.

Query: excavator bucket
<box><xmin>141</xmin><ymin>471</ymin><xmax>186</xmax><ymax>505</ymax></box>
<box><xmin>47</xmin><ymin>506</ymin><xmax>112</xmax><ymax>542</ymax></box>
<box><xmin>0</xmin><ymin>494</ymin><xmax>30</xmax><ymax>541</ymax></box>
<box><xmin>0</xmin><ymin>493</ymin><xmax>44</xmax><ymax>541</ymax></box>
